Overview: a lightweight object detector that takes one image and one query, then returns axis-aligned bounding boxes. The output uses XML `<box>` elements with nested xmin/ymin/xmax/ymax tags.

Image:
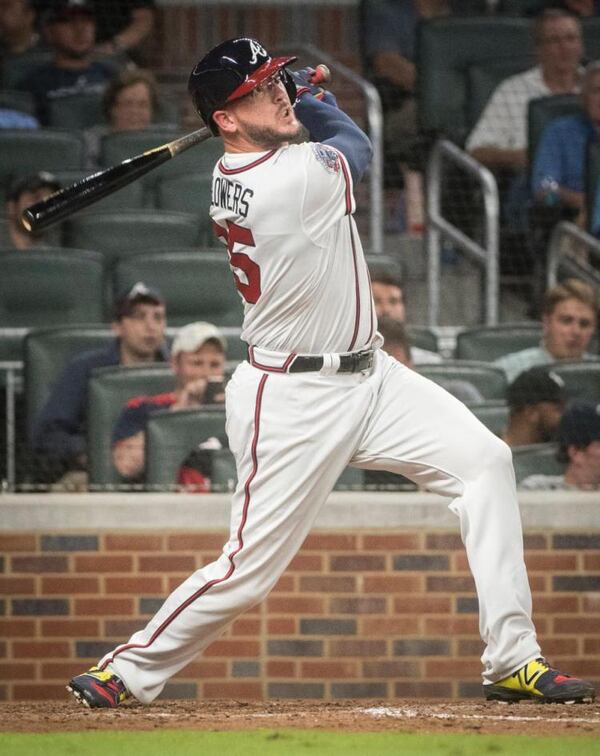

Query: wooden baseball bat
<box><xmin>21</xmin><ymin>64</ymin><xmax>332</xmax><ymax>233</ymax></box>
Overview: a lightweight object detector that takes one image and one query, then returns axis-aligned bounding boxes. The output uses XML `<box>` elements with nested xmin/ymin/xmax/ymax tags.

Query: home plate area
<box><xmin>2</xmin><ymin>699</ymin><xmax>599</xmax><ymax>736</ymax></box>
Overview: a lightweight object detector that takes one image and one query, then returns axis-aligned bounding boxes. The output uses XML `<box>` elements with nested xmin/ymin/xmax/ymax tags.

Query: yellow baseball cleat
<box><xmin>484</xmin><ymin>657</ymin><xmax>595</xmax><ymax>703</ymax></box>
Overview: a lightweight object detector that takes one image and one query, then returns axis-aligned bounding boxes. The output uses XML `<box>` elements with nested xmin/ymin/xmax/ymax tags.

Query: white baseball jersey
<box><xmin>210</xmin><ymin>142</ymin><xmax>376</xmax><ymax>354</ymax></box>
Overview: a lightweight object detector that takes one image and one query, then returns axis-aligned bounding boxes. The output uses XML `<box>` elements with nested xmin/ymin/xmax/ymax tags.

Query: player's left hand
<box><xmin>290</xmin><ymin>68</ymin><xmax>337</xmax><ymax>107</ymax></box>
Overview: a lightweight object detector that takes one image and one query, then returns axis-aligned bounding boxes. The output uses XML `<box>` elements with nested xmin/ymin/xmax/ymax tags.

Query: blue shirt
<box><xmin>363</xmin><ymin>0</ymin><xmax>419</xmax><ymax>63</ymax></box>
<box><xmin>0</xmin><ymin>108</ymin><xmax>39</xmax><ymax>129</ymax></box>
<box><xmin>531</xmin><ymin>112</ymin><xmax>597</xmax><ymax>195</ymax></box>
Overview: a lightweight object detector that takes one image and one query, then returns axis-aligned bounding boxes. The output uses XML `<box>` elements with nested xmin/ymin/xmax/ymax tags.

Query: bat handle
<box><xmin>309</xmin><ymin>64</ymin><xmax>331</xmax><ymax>86</ymax></box>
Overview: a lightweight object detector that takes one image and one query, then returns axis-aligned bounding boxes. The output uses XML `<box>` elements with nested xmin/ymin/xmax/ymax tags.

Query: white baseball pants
<box><xmin>101</xmin><ymin>349</ymin><xmax>540</xmax><ymax>703</ymax></box>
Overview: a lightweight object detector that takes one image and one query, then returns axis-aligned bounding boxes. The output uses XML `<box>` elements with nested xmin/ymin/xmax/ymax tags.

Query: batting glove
<box><xmin>290</xmin><ymin>68</ymin><xmax>338</xmax><ymax>107</ymax></box>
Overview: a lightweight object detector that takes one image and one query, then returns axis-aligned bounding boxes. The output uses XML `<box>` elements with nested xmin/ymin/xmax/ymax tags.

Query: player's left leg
<box><xmin>351</xmin><ymin>349</ymin><xmax>595</xmax><ymax>703</ymax></box>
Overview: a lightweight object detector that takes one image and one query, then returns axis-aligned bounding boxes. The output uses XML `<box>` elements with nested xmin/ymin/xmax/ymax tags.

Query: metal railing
<box><xmin>301</xmin><ymin>43</ymin><xmax>384</xmax><ymax>255</ymax></box>
<box><xmin>425</xmin><ymin>139</ymin><xmax>500</xmax><ymax>327</ymax></box>
<box><xmin>546</xmin><ymin>221</ymin><xmax>600</xmax><ymax>289</ymax></box>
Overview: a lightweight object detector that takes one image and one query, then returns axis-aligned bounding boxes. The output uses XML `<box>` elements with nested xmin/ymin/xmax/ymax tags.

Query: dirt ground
<box><xmin>1</xmin><ymin>699</ymin><xmax>599</xmax><ymax>736</ymax></box>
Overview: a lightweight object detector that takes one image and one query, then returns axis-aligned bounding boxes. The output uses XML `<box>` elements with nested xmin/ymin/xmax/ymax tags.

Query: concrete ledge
<box><xmin>1</xmin><ymin>491</ymin><xmax>599</xmax><ymax>530</ymax></box>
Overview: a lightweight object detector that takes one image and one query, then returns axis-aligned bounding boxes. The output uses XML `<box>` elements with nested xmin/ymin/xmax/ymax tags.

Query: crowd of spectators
<box><xmin>0</xmin><ymin>0</ymin><xmax>599</xmax><ymax>492</ymax></box>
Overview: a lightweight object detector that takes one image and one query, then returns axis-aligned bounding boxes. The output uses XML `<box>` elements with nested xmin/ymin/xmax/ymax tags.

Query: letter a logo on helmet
<box><xmin>188</xmin><ymin>37</ymin><xmax>298</xmax><ymax>134</ymax></box>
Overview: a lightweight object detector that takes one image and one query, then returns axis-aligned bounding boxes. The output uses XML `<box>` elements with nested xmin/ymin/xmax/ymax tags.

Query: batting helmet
<box><xmin>188</xmin><ymin>37</ymin><xmax>298</xmax><ymax>134</ymax></box>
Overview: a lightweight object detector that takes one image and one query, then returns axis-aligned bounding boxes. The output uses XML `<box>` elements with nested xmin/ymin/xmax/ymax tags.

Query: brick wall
<box><xmin>1</xmin><ymin>494</ymin><xmax>599</xmax><ymax>702</ymax></box>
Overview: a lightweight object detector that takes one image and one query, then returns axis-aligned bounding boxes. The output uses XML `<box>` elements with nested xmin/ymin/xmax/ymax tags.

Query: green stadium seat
<box><xmin>145</xmin><ymin>407</ymin><xmax>227</xmax><ymax>491</ymax></box>
<box><xmin>47</xmin><ymin>93</ymin><xmax>105</xmax><ymax>130</ymax></box>
<box><xmin>468</xmin><ymin>400</ymin><xmax>509</xmax><ymax>437</ymax></box>
<box><xmin>156</xmin><ymin>173</ymin><xmax>214</xmax><ymax>243</ymax></box>
<box><xmin>527</xmin><ymin>94</ymin><xmax>582</xmax><ymax>177</ymax></box>
<box><xmin>417</xmin><ymin>361</ymin><xmax>508</xmax><ymax>400</ymax></box>
<box><xmin>466</xmin><ymin>57</ymin><xmax>532</xmax><ymax>133</ymax></box>
<box><xmin>544</xmin><ymin>361</ymin><xmax>600</xmax><ymax>402</ymax></box>
<box><xmin>24</xmin><ymin>326</ymin><xmax>114</xmax><ymax>443</ymax></box>
<box><xmin>417</xmin><ymin>17</ymin><xmax>531</xmax><ymax>143</ymax></box>
<box><xmin>455</xmin><ymin>323</ymin><xmax>542</xmax><ymax>361</ymax></box>
<box><xmin>512</xmin><ymin>442</ymin><xmax>563</xmax><ymax>484</ymax></box>
<box><xmin>0</xmin><ymin>129</ymin><xmax>85</xmax><ymax>188</ymax></box>
<box><xmin>113</xmin><ymin>250</ymin><xmax>244</xmax><ymax>327</ymax></box>
<box><xmin>0</xmin><ymin>89</ymin><xmax>35</xmax><ymax>116</ymax></box>
<box><xmin>87</xmin><ymin>364</ymin><xmax>174</xmax><ymax>487</ymax></box>
<box><xmin>0</xmin><ymin>249</ymin><xmax>104</xmax><ymax>327</ymax></box>
<box><xmin>406</xmin><ymin>326</ymin><xmax>438</xmax><ymax>354</ymax></box>
<box><xmin>64</xmin><ymin>210</ymin><xmax>201</xmax><ymax>265</ymax></box>
<box><xmin>1</xmin><ymin>50</ymin><xmax>53</xmax><ymax>89</ymax></box>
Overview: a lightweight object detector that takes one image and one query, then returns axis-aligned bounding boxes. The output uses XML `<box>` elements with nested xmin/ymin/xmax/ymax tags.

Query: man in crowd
<box><xmin>494</xmin><ymin>278</ymin><xmax>598</xmax><ymax>382</ymax></box>
<box><xmin>0</xmin><ymin>0</ymin><xmax>45</xmax><ymax>84</ymax></box>
<box><xmin>2</xmin><ymin>172</ymin><xmax>61</xmax><ymax>249</ymax></box>
<box><xmin>520</xmin><ymin>399</ymin><xmax>600</xmax><ymax>489</ymax></box>
<box><xmin>19</xmin><ymin>0</ymin><xmax>117</xmax><ymax>125</ymax></box>
<box><xmin>501</xmin><ymin>366</ymin><xmax>566</xmax><ymax>447</ymax></box>
<box><xmin>112</xmin><ymin>321</ymin><xmax>226</xmax><ymax>483</ymax></box>
<box><xmin>371</xmin><ymin>268</ymin><xmax>442</xmax><ymax>364</ymax></box>
<box><xmin>32</xmin><ymin>282</ymin><xmax>168</xmax><ymax>485</ymax></box>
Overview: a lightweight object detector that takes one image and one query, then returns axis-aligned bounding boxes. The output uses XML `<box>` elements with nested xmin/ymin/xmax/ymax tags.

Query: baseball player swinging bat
<box><xmin>20</xmin><ymin>64</ymin><xmax>331</xmax><ymax>234</ymax></box>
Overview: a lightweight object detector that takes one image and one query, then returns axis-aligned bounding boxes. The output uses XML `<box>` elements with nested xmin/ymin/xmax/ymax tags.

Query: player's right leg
<box><xmin>67</xmin><ymin>361</ymin><xmax>373</xmax><ymax>707</ymax></box>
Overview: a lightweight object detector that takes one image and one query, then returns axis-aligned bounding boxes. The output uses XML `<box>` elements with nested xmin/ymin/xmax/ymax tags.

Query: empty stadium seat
<box><xmin>0</xmin><ymin>249</ymin><xmax>104</xmax><ymax>327</ymax></box>
<box><xmin>545</xmin><ymin>361</ymin><xmax>600</xmax><ymax>402</ymax></box>
<box><xmin>468</xmin><ymin>400</ymin><xmax>509</xmax><ymax>437</ymax></box>
<box><xmin>406</xmin><ymin>326</ymin><xmax>438</xmax><ymax>354</ymax></box>
<box><xmin>64</xmin><ymin>210</ymin><xmax>201</xmax><ymax>264</ymax></box>
<box><xmin>47</xmin><ymin>93</ymin><xmax>105</xmax><ymax>130</ymax></box>
<box><xmin>0</xmin><ymin>88</ymin><xmax>35</xmax><ymax>116</ymax></box>
<box><xmin>455</xmin><ymin>323</ymin><xmax>542</xmax><ymax>361</ymax></box>
<box><xmin>87</xmin><ymin>364</ymin><xmax>174</xmax><ymax>487</ymax></box>
<box><xmin>466</xmin><ymin>57</ymin><xmax>532</xmax><ymax>133</ymax></box>
<box><xmin>113</xmin><ymin>250</ymin><xmax>244</xmax><ymax>327</ymax></box>
<box><xmin>512</xmin><ymin>443</ymin><xmax>563</xmax><ymax>483</ymax></box>
<box><xmin>156</xmin><ymin>172</ymin><xmax>214</xmax><ymax>243</ymax></box>
<box><xmin>417</xmin><ymin>361</ymin><xmax>508</xmax><ymax>400</ymax></box>
<box><xmin>145</xmin><ymin>406</ymin><xmax>227</xmax><ymax>491</ymax></box>
<box><xmin>417</xmin><ymin>17</ymin><xmax>531</xmax><ymax>143</ymax></box>
<box><xmin>0</xmin><ymin>129</ymin><xmax>85</xmax><ymax>188</ymax></box>
<box><xmin>24</xmin><ymin>326</ymin><xmax>114</xmax><ymax>442</ymax></box>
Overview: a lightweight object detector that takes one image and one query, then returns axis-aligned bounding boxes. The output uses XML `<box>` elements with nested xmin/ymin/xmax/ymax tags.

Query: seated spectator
<box><xmin>91</xmin><ymin>0</ymin><xmax>155</xmax><ymax>63</ymax></box>
<box><xmin>19</xmin><ymin>0</ymin><xmax>118</xmax><ymax>125</ymax></box>
<box><xmin>0</xmin><ymin>0</ymin><xmax>45</xmax><ymax>83</ymax></box>
<box><xmin>531</xmin><ymin>60</ymin><xmax>600</xmax><ymax>228</ymax></box>
<box><xmin>494</xmin><ymin>278</ymin><xmax>598</xmax><ymax>382</ymax></box>
<box><xmin>520</xmin><ymin>399</ymin><xmax>600</xmax><ymax>489</ymax></box>
<box><xmin>32</xmin><ymin>282</ymin><xmax>168</xmax><ymax>486</ymax></box>
<box><xmin>502</xmin><ymin>366</ymin><xmax>566</xmax><ymax>446</ymax></box>
<box><xmin>112</xmin><ymin>321</ymin><xmax>226</xmax><ymax>484</ymax></box>
<box><xmin>371</xmin><ymin>268</ymin><xmax>442</xmax><ymax>363</ymax></box>
<box><xmin>1</xmin><ymin>171</ymin><xmax>61</xmax><ymax>249</ymax></box>
<box><xmin>467</xmin><ymin>10</ymin><xmax>583</xmax><ymax>233</ymax></box>
<box><xmin>177</xmin><ymin>435</ymin><xmax>229</xmax><ymax>494</ymax></box>
<box><xmin>85</xmin><ymin>67</ymin><xmax>158</xmax><ymax>166</ymax></box>
<box><xmin>362</xmin><ymin>0</ymin><xmax>452</xmax><ymax>232</ymax></box>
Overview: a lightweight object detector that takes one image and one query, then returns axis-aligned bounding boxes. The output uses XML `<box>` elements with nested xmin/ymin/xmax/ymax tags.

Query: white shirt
<box><xmin>466</xmin><ymin>66</ymin><xmax>553</xmax><ymax>152</ymax></box>
<box><xmin>211</xmin><ymin>142</ymin><xmax>376</xmax><ymax>355</ymax></box>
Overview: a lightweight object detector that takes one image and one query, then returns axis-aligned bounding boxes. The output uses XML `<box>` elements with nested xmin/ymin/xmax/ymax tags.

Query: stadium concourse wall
<box><xmin>1</xmin><ymin>491</ymin><xmax>599</xmax><ymax>703</ymax></box>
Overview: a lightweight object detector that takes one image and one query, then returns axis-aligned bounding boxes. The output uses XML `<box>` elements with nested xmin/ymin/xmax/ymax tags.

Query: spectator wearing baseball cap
<box><xmin>18</xmin><ymin>0</ymin><xmax>119</xmax><ymax>125</ymax></box>
<box><xmin>502</xmin><ymin>367</ymin><xmax>566</xmax><ymax>447</ymax></box>
<box><xmin>520</xmin><ymin>400</ymin><xmax>600</xmax><ymax>490</ymax></box>
<box><xmin>112</xmin><ymin>321</ymin><xmax>227</xmax><ymax>485</ymax></box>
<box><xmin>31</xmin><ymin>281</ymin><xmax>168</xmax><ymax>488</ymax></box>
<box><xmin>2</xmin><ymin>171</ymin><xmax>61</xmax><ymax>249</ymax></box>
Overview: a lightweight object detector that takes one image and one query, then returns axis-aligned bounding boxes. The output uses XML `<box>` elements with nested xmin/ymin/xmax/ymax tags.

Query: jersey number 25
<box><xmin>214</xmin><ymin>220</ymin><xmax>261</xmax><ymax>304</ymax></box>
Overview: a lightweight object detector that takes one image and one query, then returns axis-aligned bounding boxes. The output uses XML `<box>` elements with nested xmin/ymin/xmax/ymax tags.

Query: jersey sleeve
<box><xmin>299</xmin><ymin>142</ymin><xmax>355</xmax><ymax>242</ymax></box>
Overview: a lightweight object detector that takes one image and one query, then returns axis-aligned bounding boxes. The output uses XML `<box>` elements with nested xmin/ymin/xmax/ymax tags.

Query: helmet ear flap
<box><xmin>281</xmin><ymin>68</ymin><xmax>297</xmax><ymax>105</ymax></box>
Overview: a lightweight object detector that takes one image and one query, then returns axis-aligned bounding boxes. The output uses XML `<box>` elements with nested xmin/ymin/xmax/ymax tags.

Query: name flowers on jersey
<box><xmin>212</xmin><ymin>177</ymin><xmax>254</xmax><ymax>218</ymax></box>
<box><xmin>311</xmin><ymin>143</ymin><xmax>341</xmax><ymax>174</ymax></box>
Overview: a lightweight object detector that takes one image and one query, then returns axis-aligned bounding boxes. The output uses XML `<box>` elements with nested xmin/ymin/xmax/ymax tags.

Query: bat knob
<box><xmin>309</xmin><ymin>64</ymin><xmax>331</xmax><ymax>86</ymax></box>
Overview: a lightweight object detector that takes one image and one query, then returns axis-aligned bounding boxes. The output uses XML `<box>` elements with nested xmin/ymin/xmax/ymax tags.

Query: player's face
<box><xmin>47</xmin><ymin>13</ymin><xmax>96</xmax><ymax>59</ymax></box>
<box><xmin>542</xmin><ymin>298</ymin><xmax>596</xmax><ymax>359</ymax></box>
<box><xmin>111</xmin><ymin>82</ymin><xmax>153</xmax><ymax>132</ymax></box>
<box><xmin>536</xmin><ymin>17</ymin><xmax>583</xmax><ymax>76</ymax></box>
<box><xmin>372</xmin><ymin>282</ymin><xmax>405</xmax><ymax>321</ymax></box>
<box><xmin>222</xmin><ymin>71</ymin><xmax>302</xmax><ymax>149</ymax></box>
<box><xmin>114</xmin><ymin>303</ymin><xmax>166</xmax><ymax>361</ymax></box>
<box><xmin>174</xmin><ymin>343</ymin><xmax>225</xmax><ymax>389</ymax></box>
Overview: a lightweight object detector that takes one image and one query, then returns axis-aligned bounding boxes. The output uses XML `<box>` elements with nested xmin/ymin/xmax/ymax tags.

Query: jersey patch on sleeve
<box><xmin>311</xmin><ymin>143</ymin><xmax>341</xmax><ymax>174</ymax></box>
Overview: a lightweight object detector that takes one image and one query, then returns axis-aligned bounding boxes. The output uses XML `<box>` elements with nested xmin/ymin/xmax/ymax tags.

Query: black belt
<box><xmin>288</xmin><ymin>349</ymin><xmax>374</xmax><ymax>374</ymax></box>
